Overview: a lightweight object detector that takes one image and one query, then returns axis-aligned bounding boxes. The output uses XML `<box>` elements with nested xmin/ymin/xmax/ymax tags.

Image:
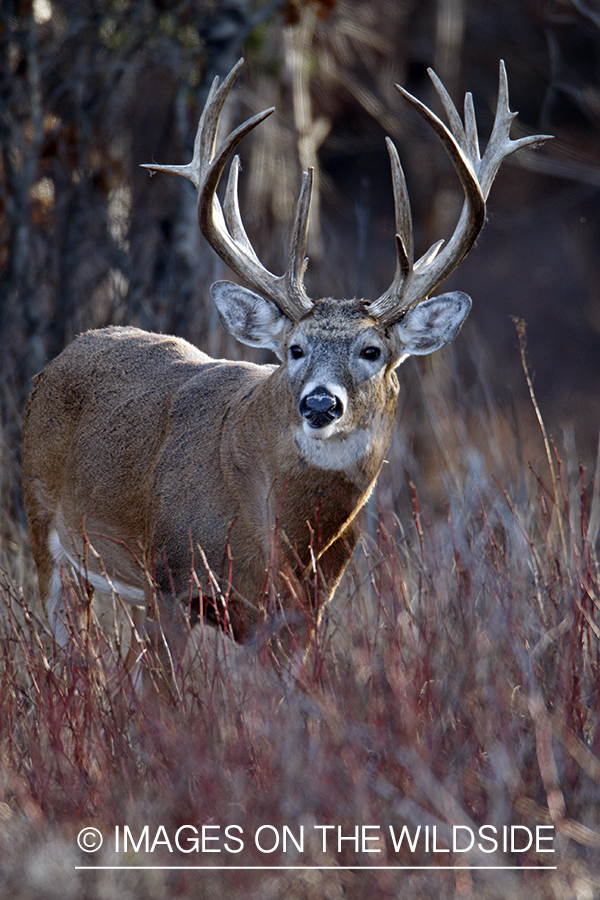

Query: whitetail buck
<box><xmin>22</xmin><ymin>60</ymin><xmax>549</xmax><ymax>662</ymax></box>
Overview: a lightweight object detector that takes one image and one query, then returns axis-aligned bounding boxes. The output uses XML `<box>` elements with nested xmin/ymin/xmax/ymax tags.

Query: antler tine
<box><xmin>284</xmin><ymin>168</ymin><xmax>315</xmax><ymax>313</ymax></box>
<box><xmin>477</xmin><ymin>60</ymin><xmax>553</xmax><ymax>199</ymax></box>
<box><xmin>223</xmin><ymin>156</ymin><xmax>261</xmax><ymax>263</ymax></box>
<box><xmin>386</xmin><ymin>137</ymin><xmax>413</xmax><ymax>275</ymax></box>
<box><xmin>367</xmin><ymin>62</ymin><xmax>552</xmax><ymax>328</ymax></box>
<box><xmin>142</xmin><ymin>59</ymin><xmax>315</xmax><ymax>322</ymax></box>
<box><xmin>368</xmin><ymin>139</ymin><xmax>413</xmax><ymax>316</ymax></box>
<box><xmin>427</xmin><ymin>69</ymin><xmax>470</xmax><ymax>159</ymax></box>
<box><xmin>463</xmin><ymin>92</ymin><xmax>481</xmax><ymax>167</ymax></box>
<box><xmin>197</xmin><ymin>62</ymin><xmax>244</xmax><ymax>182</ymax></box>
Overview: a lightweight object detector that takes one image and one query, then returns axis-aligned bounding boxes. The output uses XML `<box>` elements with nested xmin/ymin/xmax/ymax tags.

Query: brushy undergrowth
<box><xmin>1</xmin><ymin>410</ymin><xmax>599</xmax><ymax>900</ymax></box>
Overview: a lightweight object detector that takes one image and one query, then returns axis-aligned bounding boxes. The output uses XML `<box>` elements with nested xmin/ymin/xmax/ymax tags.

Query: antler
<box><xmin>142</xmin><ymin>59</ymin><xmax>315</xmax><ymax>322</ymax></box>
<box><xmin>367</xmin><ymin>60</ymin><xmax>553</xmax><ymax>327</ymax></box>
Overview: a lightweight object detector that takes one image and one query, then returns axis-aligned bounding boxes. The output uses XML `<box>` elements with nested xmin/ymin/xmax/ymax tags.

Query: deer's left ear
<box><xmin>210</xmin><ymin>281</ymin><xmax>289</xmax><ymax>359</ymax></box>
<box><xmin>390</xmin><ymin>292</ymin><xmax>472</xmax><ymax>366</ymax></box>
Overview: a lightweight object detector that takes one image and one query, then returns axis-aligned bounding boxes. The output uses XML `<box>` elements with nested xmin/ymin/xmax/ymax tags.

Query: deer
<box><xmin>21</xmin><ymin>59</ymin><xmax>550</xmax><ymax>673</ymax></box>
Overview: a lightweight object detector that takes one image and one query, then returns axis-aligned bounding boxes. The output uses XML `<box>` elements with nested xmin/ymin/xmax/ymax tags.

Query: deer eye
<box><xmin>289</xmin><ymin>345</ymin><xmax>304</xmax><ymax>360</ymax></box>
<box><xmin>360</xmin><ymin>346</ymin><xmax>381</xmax><ymax>362</ymax></box>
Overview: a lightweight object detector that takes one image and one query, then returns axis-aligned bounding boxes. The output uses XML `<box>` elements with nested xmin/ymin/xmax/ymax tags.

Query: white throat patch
<box><xmin>294</xmin><ymin>426</ymin><xmax>372</xmax><ymax>471</ymax></box>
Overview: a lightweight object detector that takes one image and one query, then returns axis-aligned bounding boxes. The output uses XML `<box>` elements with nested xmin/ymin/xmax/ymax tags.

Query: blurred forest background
<box><xmin>1</xmin><ymin>0</ymin><xmax>600</xmax><ymax>557</ymax></box>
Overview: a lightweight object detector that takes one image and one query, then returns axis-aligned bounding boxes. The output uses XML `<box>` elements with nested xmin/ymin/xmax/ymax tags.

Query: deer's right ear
<box><xmin>210</xmin><ymin>281</ymin><xmax>289</xmax><ymax>358</ymax></box>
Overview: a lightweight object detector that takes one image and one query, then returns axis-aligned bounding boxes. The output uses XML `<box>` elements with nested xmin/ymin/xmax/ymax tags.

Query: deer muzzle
<box><xmin>299</xmin><ymin>386</ymin><xmax>344</xmax><ymax>429</ymax></box>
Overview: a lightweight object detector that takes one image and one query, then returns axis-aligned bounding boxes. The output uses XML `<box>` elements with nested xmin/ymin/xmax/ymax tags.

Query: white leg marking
<box><xmin>46</xmin><ymin>563</ymin><xmax>70</xmax><ymax>647</ymax></box>
<box><xmin>48</xmin><ymin>528</ymin><xmax>145</xmax><ymax>605</ymax></box>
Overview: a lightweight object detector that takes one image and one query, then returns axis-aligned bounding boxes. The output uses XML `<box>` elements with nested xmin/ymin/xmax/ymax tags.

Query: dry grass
<box><xmin>1</xmin><ymin>388</ymin><xmax>599</xmax><ymax>900</ymax></box>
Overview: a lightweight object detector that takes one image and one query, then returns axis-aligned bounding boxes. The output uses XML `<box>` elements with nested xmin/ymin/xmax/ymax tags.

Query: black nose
<box><xmin>299</xmin><ymin>387</ymin><xmax>344</xmax><ymax>428</ymax></box>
